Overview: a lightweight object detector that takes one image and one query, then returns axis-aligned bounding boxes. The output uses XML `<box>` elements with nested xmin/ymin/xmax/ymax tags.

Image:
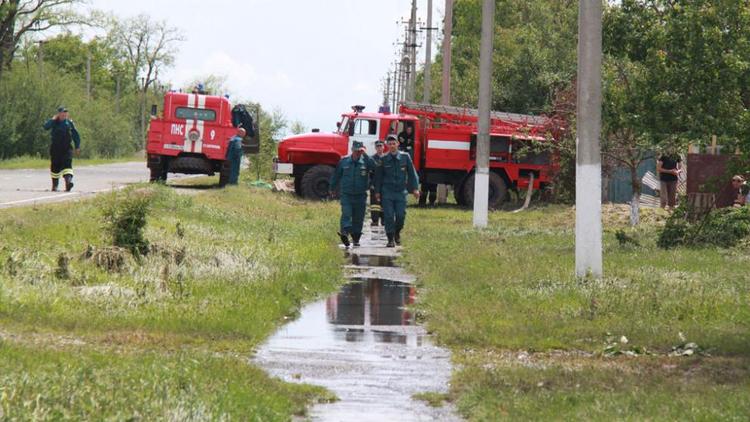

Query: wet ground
<box><xmin>254</xmin><ymin>226</ymin><xmax>459</xmax><ymax>421</ymax></box>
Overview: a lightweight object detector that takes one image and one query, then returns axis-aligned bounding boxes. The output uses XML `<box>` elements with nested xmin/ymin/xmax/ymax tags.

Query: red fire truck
<box><xmin>273</xmin><ymin>102</ymin><xmax>558</xmax><ymax>207</ymax></box>
<box><xmin>146</xmin><ymin>92</ymin><xmax>258</xmax><ymax>185</ymax></box>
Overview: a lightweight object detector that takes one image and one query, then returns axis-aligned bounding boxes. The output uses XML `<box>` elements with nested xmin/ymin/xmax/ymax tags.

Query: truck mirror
<box><xmin>150</xmin><ymin>104</ymin><xmax>157</xmax><ymax>117</ymax></box>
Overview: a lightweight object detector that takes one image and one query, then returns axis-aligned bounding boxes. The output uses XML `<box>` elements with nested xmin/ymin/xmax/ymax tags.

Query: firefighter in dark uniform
<box><xmin>375</xmin><ymin>135</ymin><xmax>419</xmax><ymax>247</ymax></box>
<box><xmin>369</xmin><ymin>140</ymin><xmax>386</xmax><ymax>226</ymax></box>
<box><xmin>329</xmin><ymin>141</ymin><xmax>378</xmax><ymax>247</ymax></box>
<box><xmin>397</xmin><ymin>124</ymin><xmax>414</xmax><ymax>158</ymax></box>
<box><xmin>43</xmin><ymin>107</ymin><xmax>81</xmax><ymax>192</ymax></box>
<box><xmin>226</xmin><ymin>128</ymin><xmax>245</xmax><ymax>185</ymax></box>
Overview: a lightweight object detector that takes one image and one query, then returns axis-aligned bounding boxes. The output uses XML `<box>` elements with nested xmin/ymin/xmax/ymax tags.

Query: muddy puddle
<box><xmin>254</xmin><ymin>228</ymin><xmax>459</xmax><ymax>421</ymax></box>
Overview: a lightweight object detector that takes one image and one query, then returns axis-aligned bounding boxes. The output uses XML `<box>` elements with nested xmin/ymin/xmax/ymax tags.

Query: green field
<box><xmin>402</xmin><ymin>204</ymin><xmax>750</xmax><ymax>420</ymax></box>
<box><xmin>0</xmin><ymin>184</ymin><xmax>341</xmax><ymax>420</ymax></box>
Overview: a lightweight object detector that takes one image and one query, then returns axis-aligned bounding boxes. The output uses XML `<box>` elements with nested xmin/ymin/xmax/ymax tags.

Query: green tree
<box><xmin>0</xmin><ymin>0</ymin><xmax>86</xmax><ymax>81</ymax></box>
<box><xmin>605</xmin><ymin>0</ymin><xmax>750</xmax><ymax>148</ymax></box>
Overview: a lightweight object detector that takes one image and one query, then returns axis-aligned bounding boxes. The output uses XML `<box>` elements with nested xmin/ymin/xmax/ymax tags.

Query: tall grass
<box><xmin>0</xmin><ymin>184</ymin><xmax>343</xmax><ymax>419</ymax></box>
<box><xmin>401</xmin><ymin>204</ymin><xmax>750</xmax><ymax>420</ymax></box>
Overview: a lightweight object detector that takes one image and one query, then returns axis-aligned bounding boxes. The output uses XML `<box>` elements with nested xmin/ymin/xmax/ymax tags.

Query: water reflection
<box><xmin>326</xmin><ymin>279</ymin><xmax>417</xmax><ymax>344</ymax></box>
<box><xmin>348</xmin><ymin>254</ymin><xmax>397</xmax><ymax>267</ymax></box>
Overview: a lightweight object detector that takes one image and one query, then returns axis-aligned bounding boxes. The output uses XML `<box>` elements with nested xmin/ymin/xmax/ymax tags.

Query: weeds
<box><xmin>100</xmin><ymin>187</ymin><xmax>154</xmax><ymax>255</ymax></box>
<box><xmin>658</xmin><ymin>205</ymin><xmax>750</xmax><ymax>249</ymax></box>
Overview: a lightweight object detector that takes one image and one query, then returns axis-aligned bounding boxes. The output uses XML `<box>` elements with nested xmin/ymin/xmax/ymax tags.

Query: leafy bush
<box><xmin>658</xmin><ymin>205</ymin><xmax>750</xmax><ymax>249</ymax></box>
<box><xmin>100</xmin><ymin>188</ymin><xmax>154</xmax><ymax>255</ymax></box>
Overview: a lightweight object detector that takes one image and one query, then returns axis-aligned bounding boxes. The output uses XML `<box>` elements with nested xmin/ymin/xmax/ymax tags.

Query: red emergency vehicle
<box><xmin>274</xmin><ymin>102</ymin><xmax>558</xmax><ymax>207</ymax></box>
<box><xmin>146</xmin><ymin>92</ymin><xmax>258</xmax><ymax>185</ymax></box>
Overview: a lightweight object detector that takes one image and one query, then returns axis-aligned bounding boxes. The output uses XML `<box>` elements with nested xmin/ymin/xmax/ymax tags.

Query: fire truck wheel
<box><xmin>454</xmin><ymin>181</ymin><xmax>467</xmax><ymax>205</ymax></box>
<box><xmin>300</xmin><ymin>165</ymin><xmax>334</xmax><ymax>200</ymax></box>
<box><xmin>294</xmin><ymin>176</ymin><xmax>303</xmax><ymax>195</ymax></box>
<box><xmin>149</xmin><ymin>165</ymin><xmax>167</xmax><ymax>183</ymax></box>
<box><xmin>462</xmin><ymin>171</ymin><xmax>508</xmax><ymax>209</ymax></box>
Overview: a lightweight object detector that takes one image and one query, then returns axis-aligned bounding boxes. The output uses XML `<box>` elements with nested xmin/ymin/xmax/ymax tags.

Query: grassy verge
<box><xmin>0</xmin><ymin>153</ymin><xmax>143</xmax><ymax>170</ymax></box>
<box><xmin>402</xmin><ymin>203</ymin><xmax>750</xmax><ymax>420</ymax></box>
<box><xmin>0</xmin><ymin>184</ymin><xmax>342</xmax><ymax>419</ymax></box>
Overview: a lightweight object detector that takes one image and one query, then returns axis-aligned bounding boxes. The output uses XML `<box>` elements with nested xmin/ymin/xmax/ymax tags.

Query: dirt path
<box><xmin>254</xmin><ymin>225</ymin><xmax>460</xmax><ymax>421</ymax></box>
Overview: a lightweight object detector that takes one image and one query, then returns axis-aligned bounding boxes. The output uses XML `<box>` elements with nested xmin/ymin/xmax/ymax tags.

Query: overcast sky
<box><xmin>87</xmin><ymin>0</ymin><xmax>440</xmax><ymax>134</ymax></box>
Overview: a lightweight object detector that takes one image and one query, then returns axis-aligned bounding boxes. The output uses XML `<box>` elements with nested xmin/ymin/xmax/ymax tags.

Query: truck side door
<box><xmin>349</xmin><ymin>118</ymin><xmax>379</xmax><ymax>153</ymax></box>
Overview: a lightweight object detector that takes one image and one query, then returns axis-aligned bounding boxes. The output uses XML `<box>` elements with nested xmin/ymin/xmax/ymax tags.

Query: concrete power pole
<box><xmin>436</xmin><ymin>0</ymin><xmax>454</xmax><ymax>204</ymax></box>
<box><xmin>473</xmin><ymin>0</ymin><xmax>494</xmax><ymax>228</ymax></box>
<box><xmin>85</xmin><ymin>53</ymin><xmax>91</xmax><ymax>99</ymax></box>
<box><xmin>422</xmin><ymin>0</ymin><xmax>434</xmax><ymax>103</ymax></box>
<box><xmin>408</xmin><ymin>0</ymin><xmax>418</xmax><ymax>101</ymax></box>
<box><xmin>441</xmin><ymin>0</ymin><xmax>453</xmax><ymax>106</ymax></box>
<box><xmin>575</xmin><ymin>1</ymin><xmax>603</xmax><ymax>278</ymax></box>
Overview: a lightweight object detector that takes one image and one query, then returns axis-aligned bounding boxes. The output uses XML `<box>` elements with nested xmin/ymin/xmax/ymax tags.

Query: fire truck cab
<box><xmin>274</xmin><ymin>106</ymin><xmax>420</xmax><ymax>199</ymax></box>
<box><xmin>274</xmin><ymin>103</ymin><xmax>557</xmax><ymax>207</ymax></box>
<box><xmin>146</xmin><ymin>92</ymin><xmax>258</xmax><ymax>185</ymax></box>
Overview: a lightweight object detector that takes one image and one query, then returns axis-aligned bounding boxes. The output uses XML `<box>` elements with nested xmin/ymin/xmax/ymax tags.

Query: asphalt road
<box><xmin>0</xmin><ymin>161</ymin><xmax>158</xmax><ymax>209</ymax></box>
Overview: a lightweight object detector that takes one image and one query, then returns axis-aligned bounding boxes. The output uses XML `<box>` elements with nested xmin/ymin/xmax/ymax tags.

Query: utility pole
<box><xmin>422</xmin><ymin>0</ymin><xmax>435</xmax><ymax>103</ymax></box>
<box><xmin>436</xmin><ymin>0</ymin><xmax>454</xmax><ymax>205</ymax></box>
<box><xmin>473</xmin><ymin>0</ymin><xmax>494</xmax><ymax>228</ymax></box>
<box><xmin>575</xmin><ymin>0</ymin><xmax>603</xmax><ymax>278</ymax></box>
<box><xmin>407</xmin><ymin>0</ymin><xmax>418</xmax><ymax>101</ymax></box>
<box><xmin>441</xmin><ymin>0</ymin><xmax>453</xmax><ymax>107</ymax></box>
<box><xmin>383</xmin><ymin>72</ymin><xmax>391</xmax><ymax>110</ymax></box>
<box><xmin>85</xmin><ymin>53</ymin><xmax>91</xmax><ymax>99</ymax></box>
<box><xmin>115</xmin><ymin>73</ymin><xmax>121</xmax><ymax>114</ymax></box>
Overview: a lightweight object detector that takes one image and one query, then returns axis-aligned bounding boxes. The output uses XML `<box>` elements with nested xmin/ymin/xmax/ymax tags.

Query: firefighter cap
<box><xmin>57</xmin><ymin>106</ymin><xmax>68</xmax><ymax>113</ymax></box>
<box><xmin>386</xmin><ymin>134</ymin><xmax>397</xmax><ymax>141</ymax></box>
<box><xmin>375</xmin><ymin>140</ymin><xmax>385</xmax><ymax>146</ymax></box>
<box><xmin>352</xmin><ymin>140</ymin><xmax>364</xmax><ymax>149</ymax></box>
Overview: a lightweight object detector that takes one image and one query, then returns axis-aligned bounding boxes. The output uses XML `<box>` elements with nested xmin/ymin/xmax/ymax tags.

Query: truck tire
<box><xmin>169</xmin><ymin>156</ymin><xmax>214</xmax><ymax>175</ymax></box>
<box><xmin>454</xmin><ymin>181</ymin><xmax>467</xmax><ymax>205</ymax></box>
<box><xmin>461</xmin><ymin>171</ymin><xmax>507</xmax><ymax>209</ymax></box>
<box><xmin>149</xmin><ymin>160</ymin><xmax>168</xmax><ymax>183</ymax></box>
<box><xmin>300</xmin><ymin>165</ymin><xmax>334</xmax><ymax>200</ymax></box>
<box><xmin>218</xmin><ymin>160</ymin><xmax>231</xmax><ymax>187</ymax></box>
<box><xmin>294</xmin><ymin>176</ymin><xmax>302</xmax><ymax>195</ymax></box>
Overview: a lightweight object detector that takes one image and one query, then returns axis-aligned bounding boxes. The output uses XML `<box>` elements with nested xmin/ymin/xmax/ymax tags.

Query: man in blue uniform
<box><xmin>43</xmin><ymin>107</ymin><xmax>81</xmax><ymax>192</ymax></box>
<box><xmin>375</xmin><ymin>135</ymin><xmax>419</xmax><ymax>247</ymax></box>
<box><xmin>369</xmin><ymin>140</ymin><xmax>386</xmax><ymax>226</ymax></box>
<box><xmin>226</xmin><ymin>128</ymin><xmax>245</xmax><ymax>185</ymax></box>
<box><xmin>329</xmin><ymin>141</ymin><xmax>378</xmax><ymax>247</ymax></box>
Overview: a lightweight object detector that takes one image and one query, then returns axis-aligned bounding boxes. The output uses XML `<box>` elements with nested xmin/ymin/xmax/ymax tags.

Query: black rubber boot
<box><xmin>337</xmin><ymin>232</ymin><xmax>350</xmax><ymax>248</ymax></box>
<box><xmin>395</xmin><ymin>231</ymin><xmax>401</xmax><ymax>246</ymax></box>
<box><xmin>51</xmin><ymin>178</ymin><xmax>59</xmax><ymax>192</ymax></box>
<box><xmin>386</xmin><ymin>233</ymin><xmax>395</xmax><ymax>248</ymax></box>
<box><xmin>63</xmin><ymin>175</ymin><xmax>74</xmax><ymax>192</ymax></box>
<box><xmin>352</xmin><ymin>233</ymin><xmax>361</xmax><ymax>247</ymax></box>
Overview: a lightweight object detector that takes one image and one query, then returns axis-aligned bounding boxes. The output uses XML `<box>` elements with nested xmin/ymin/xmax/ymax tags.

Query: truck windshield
<box><xmin>175</xmin><ymin>107</ymin><xmax>216</xmax><ymax>121</ymax></box>
<box><xmin>338</xmin><ymin>116</ymin><xmax>350</xmax><ymax>134</ymax></box>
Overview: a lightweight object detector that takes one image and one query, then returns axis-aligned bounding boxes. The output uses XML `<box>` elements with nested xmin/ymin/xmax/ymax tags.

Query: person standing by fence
<box><xmin>657</xmin><ymin>149</ymin><xmax>681</xmax><ymax>209</ymax></box>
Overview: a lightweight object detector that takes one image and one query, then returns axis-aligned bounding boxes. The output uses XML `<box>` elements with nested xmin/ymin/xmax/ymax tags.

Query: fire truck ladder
<box><xmin>400</xmin><ymin>102</ymin><xmax>550</xmax><ymax>127</ymax></box>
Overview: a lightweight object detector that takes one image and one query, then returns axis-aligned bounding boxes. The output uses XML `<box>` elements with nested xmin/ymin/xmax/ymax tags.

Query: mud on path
<box><xmin>254</xmin><ymin>225</ymin><xmax>460</xmax><ymax>421</ymax></box>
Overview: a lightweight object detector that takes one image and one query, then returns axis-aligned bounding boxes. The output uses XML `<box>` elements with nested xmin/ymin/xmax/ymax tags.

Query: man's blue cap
<box><xmin>57</xmin><ymin>106</ymin><xmax>68</xmax><ymax>113</ymax></box>
<box><xmin>352</xmin><ymin>141</ymin><xmax>364</xmax><ymax>149</ymax></box>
